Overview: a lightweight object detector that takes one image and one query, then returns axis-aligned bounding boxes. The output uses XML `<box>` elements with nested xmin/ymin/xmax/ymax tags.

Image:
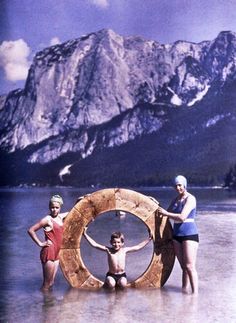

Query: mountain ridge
<box><xmin>0</xmin><ymin>29</ymin><xmax>236</xmax><ymax>186</ymax></box>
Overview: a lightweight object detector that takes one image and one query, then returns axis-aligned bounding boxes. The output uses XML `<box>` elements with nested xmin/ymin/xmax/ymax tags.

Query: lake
<box><xmin>0</xmin><ymin>186</ymin><xmax>236</xmax><ymax>322</ymax></box>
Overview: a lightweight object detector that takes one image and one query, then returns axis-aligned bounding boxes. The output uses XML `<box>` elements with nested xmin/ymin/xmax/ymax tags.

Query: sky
<box><xmin>1</xmin><ymin>0</ymin><xmax>236</xmax><ymax>94</ymax></box>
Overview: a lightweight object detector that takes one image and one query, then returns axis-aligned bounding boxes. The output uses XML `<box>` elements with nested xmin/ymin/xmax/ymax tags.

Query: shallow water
<box><xmin>0</xmin><ymin>187</ymin><xmax>236</xmax><ymax>322</ymax></box>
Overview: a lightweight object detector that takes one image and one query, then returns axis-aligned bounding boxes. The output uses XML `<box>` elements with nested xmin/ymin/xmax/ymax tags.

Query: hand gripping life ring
<box><xmin>59</xmin><ymin>188</ymin><xmax>175</xmax><ymax>289</ymax></box>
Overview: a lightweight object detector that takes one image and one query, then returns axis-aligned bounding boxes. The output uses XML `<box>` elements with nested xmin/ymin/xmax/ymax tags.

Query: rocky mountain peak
<box><xmin>204</xmin><ymin>30</ymin><xmax>236</xmax><ymax>78</ymax></box>
<box><xmin>0</xmin><ymin>29</ymin><xmax>236</xmax><ymax>178</ymax></box>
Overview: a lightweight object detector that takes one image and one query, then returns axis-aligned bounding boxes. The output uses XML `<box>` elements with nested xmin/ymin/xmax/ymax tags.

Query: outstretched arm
<box><xmin>125</xmin><ymin>232</ymin><xmax>152</xmax><ymax>253</ymax></box>
<box><xmin>83</xmin><ymin>227</ymin><xmax>107</xmax><ymax>251</ymax></box>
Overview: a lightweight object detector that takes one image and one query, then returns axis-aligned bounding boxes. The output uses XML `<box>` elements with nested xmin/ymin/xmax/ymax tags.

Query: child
<box><xmin>83</xmin><ymin>227</ymin><xmax>152</xmax><ymax>289</ymax></box>
<box><xmin>28</xmin><ymin>195</ymin><xmax>68</xmax><ymax>291</ymax></box>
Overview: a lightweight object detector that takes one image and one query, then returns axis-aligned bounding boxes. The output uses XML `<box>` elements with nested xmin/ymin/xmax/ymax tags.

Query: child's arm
<box><xmin>125</xmin><ymin>233</ymin><xmax>152</xmax><ymax>253</ymax></box>
<box><xmin>83</xmin><ymin>227</ymin><xmax>107</xmax><ymax>251</ymax></box>
<box><xmin>28</xmin><ymin>216</ymin><xmax>52</xmax><ymax>248</ymax></box>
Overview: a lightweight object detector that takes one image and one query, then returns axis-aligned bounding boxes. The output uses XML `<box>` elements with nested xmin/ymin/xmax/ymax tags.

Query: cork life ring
<box><xmin>59</xmin><ymin>188</ymin><xmax>175</xmax><ymax>289</ymax></box>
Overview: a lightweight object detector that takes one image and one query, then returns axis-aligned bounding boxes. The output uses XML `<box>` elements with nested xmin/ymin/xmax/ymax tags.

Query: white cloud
<box><xmin>89</xmin><ymin>0</ymin><xmax>109</xmax><ymax>8</ymax></box>
<box><xmin>0</xmin><ymin>39</ymin><xmax>31</xmax><ymax>82</ymax></box>
<box><xmin>50</xmin><ymin>37</ymin><xmax>61</xmax><ymax>46</ymax></box>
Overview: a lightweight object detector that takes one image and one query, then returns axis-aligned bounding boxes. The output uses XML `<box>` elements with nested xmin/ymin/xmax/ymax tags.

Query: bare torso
<box><xmin>106</xmin><ymin>247</ymin><xmax>127</xmax><ymax>274</ymax></box>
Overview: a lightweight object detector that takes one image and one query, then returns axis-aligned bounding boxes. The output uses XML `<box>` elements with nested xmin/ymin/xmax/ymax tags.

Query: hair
<box><xmin>49</xmin><ymin>194</ymin><xmax>63</xmax><ymax>206</ymax></box>
<box><xmin>110</xmin><ymin>231</ymin><xmax>124</xmax><ymax>243</ymax></box>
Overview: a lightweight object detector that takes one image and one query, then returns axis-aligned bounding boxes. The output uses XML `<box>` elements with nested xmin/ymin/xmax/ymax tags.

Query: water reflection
<box><xmin>0</xmin><ymin>187</ymin><xmax>236</xmax><ymax>322</ymax></box>
<box><xmin>39</xmin><ymin>287</ymin><xmax>201</xmax><ymax>323</ymax></box>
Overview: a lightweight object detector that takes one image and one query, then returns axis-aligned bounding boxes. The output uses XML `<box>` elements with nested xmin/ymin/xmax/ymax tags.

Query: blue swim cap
<box><xmin>174</xmin><ymin>175</ymin><xmax>187</xmax><ymax>188</ymax></box>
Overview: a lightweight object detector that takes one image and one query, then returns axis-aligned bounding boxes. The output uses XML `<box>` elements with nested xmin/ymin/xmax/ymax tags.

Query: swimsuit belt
<box><xmin>174</xmin><ymin>219</ymin><xmax>194</xmax><ymax>224</ymax></box>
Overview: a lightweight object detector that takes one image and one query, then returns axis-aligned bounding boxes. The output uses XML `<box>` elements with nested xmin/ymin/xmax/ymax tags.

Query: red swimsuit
<box><xmin>40</xmin><ymin>219</ymin><xmax>64</xmax><ymax>263</ymax></box>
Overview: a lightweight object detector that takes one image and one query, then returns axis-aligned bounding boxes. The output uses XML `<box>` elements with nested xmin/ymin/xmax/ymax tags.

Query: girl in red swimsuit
<box><xmin>28</xmin><ymin>195</ymin><xmax>68</xmax><ymax>291</ymax></box>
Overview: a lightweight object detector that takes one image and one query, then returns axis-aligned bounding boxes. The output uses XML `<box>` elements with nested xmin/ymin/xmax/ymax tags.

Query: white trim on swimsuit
<box><xmin>174</xmin><ymin>218</ymin><xmax>194</xmax><ymax>224</ymax></box>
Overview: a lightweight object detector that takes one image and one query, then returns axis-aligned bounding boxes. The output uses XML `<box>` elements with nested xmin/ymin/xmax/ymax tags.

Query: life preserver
<box><xmin>59</xmin><ymin>188</ymin><xmax>175</xmax><ymax>289</ymax></box>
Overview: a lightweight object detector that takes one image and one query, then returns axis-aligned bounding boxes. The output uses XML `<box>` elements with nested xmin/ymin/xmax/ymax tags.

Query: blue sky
<box><xmin>1</xmin><ymin>0</ymin><xmax>236</xmax><ymax>94</ymax></box>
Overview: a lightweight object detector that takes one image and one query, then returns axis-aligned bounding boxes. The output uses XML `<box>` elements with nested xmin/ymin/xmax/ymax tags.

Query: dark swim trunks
<box><xmin>106</xmin><ymin>272</ymin><xmax>127</xmax><ymax>284</ymax></box>
<box><xmin>173</xmin><ymin>234</ymin><xmax>199</xmax><ymax>243</ymax></box>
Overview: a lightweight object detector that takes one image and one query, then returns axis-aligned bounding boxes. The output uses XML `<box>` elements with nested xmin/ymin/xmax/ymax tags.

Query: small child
<box><xmin>83</xmin><ymin>227</ymin><xmax>152</xmax><ymax>289</ymax></box>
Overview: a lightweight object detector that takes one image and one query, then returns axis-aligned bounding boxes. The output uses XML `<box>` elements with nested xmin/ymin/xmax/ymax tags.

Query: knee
<box><xmin>185</xmin><ymin>263</ymin><xmax>196</xmax><ymax>274</ymax></box>
<box><xmin>117</xmin><ymin>277</ymin><xmax>127</xmax><ymax>288</ymax></box>
<box><xmin>105</xmin><ymin>276</ymin><xmax>116</xmax><ymax>289</ymax></box>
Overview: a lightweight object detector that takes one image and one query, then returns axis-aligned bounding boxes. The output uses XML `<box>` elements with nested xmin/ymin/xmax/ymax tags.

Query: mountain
<box><xmin>0</xmin><ymin>29</ymin><xmax>236</xmax><ymax>186</ymax></box>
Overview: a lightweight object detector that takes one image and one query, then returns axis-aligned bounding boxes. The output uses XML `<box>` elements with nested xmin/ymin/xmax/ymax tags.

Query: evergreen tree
<box><xmin>224</xmin><ymin>165</ymin><xmax>236</xmax><ymax>190</ymax></box>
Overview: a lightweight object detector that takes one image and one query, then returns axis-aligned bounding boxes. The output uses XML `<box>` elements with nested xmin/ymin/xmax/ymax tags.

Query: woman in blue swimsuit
<box><xmin>158</xmin><ymin>175</ymin><xmax>199</xmax><ymax>294</ymax></box>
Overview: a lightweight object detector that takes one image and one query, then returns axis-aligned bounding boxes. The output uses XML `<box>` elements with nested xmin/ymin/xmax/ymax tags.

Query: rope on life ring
<box><xmin>59</xmin><ymin>188</ymin><xmax>175</xmax><ymax>289</ymax></box>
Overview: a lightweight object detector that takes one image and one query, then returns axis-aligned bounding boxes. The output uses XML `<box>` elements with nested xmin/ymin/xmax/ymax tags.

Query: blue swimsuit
<box><xmin>170</xmin><ymin>196</ymin><xmax>199</xmax><ymax>242</ymax></box>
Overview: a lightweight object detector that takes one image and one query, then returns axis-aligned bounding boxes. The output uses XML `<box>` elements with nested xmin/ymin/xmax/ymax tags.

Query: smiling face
<box><xmin>110</xmin><ymin>237</ymin><xmax>124</xmax><ymax>251</ymax></box>
<box><xmin>175</xmin><ymin>183</ymin><xmax>186</xmax><ymax>196</ymax></box>
<box><xmin>49</xmin><ymin>201</ymin><xmax>61</xmax><ymax>218</ymax></box>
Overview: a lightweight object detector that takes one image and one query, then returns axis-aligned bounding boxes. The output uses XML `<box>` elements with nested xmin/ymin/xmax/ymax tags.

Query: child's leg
<box><xmin>105</xmin><ymin>275</ymin><xmax>116</xmax><ymax>289</ymax></box>
<box><xmin>52</xmin><ymin>260</ymin><xmax>60</xmax><ymax>285</ymax></box>
<box><xmin>117</xmin><ymin>276</ymin><xmax>127</xmax><ymax>289</ymax></box>
<box><xmin>41</xmin><ymin>260</ymin><xmax>56</xmax><ymax>291</ymax></box>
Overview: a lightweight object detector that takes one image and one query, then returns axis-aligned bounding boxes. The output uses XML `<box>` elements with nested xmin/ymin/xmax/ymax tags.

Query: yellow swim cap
<box><xmin>50</xmin><ymin>194</ymin><xmax>63</xmax><ymax>205</ymax></box>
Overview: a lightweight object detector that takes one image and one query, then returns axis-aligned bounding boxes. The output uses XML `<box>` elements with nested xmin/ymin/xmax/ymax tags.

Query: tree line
<box><xmin>224</xmin><ymin>164</ymin><xmax>236</xmax><ymax>190</ymax></box>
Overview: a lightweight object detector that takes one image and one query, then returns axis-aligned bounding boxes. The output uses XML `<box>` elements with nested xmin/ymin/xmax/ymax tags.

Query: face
<box><xmin>110</xmin><ymin>237</ymin><xmax>124</xmax><ymax>251</ymax></box>
<box><xmin>49</xmin><ymin>201</ymin><xmax>61</xmax><ymax>217</ymax></box>
<box><xmin>175</xmin><ymin>183</ymin><xmax>186</xmax><ymax>195</ymax></box>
